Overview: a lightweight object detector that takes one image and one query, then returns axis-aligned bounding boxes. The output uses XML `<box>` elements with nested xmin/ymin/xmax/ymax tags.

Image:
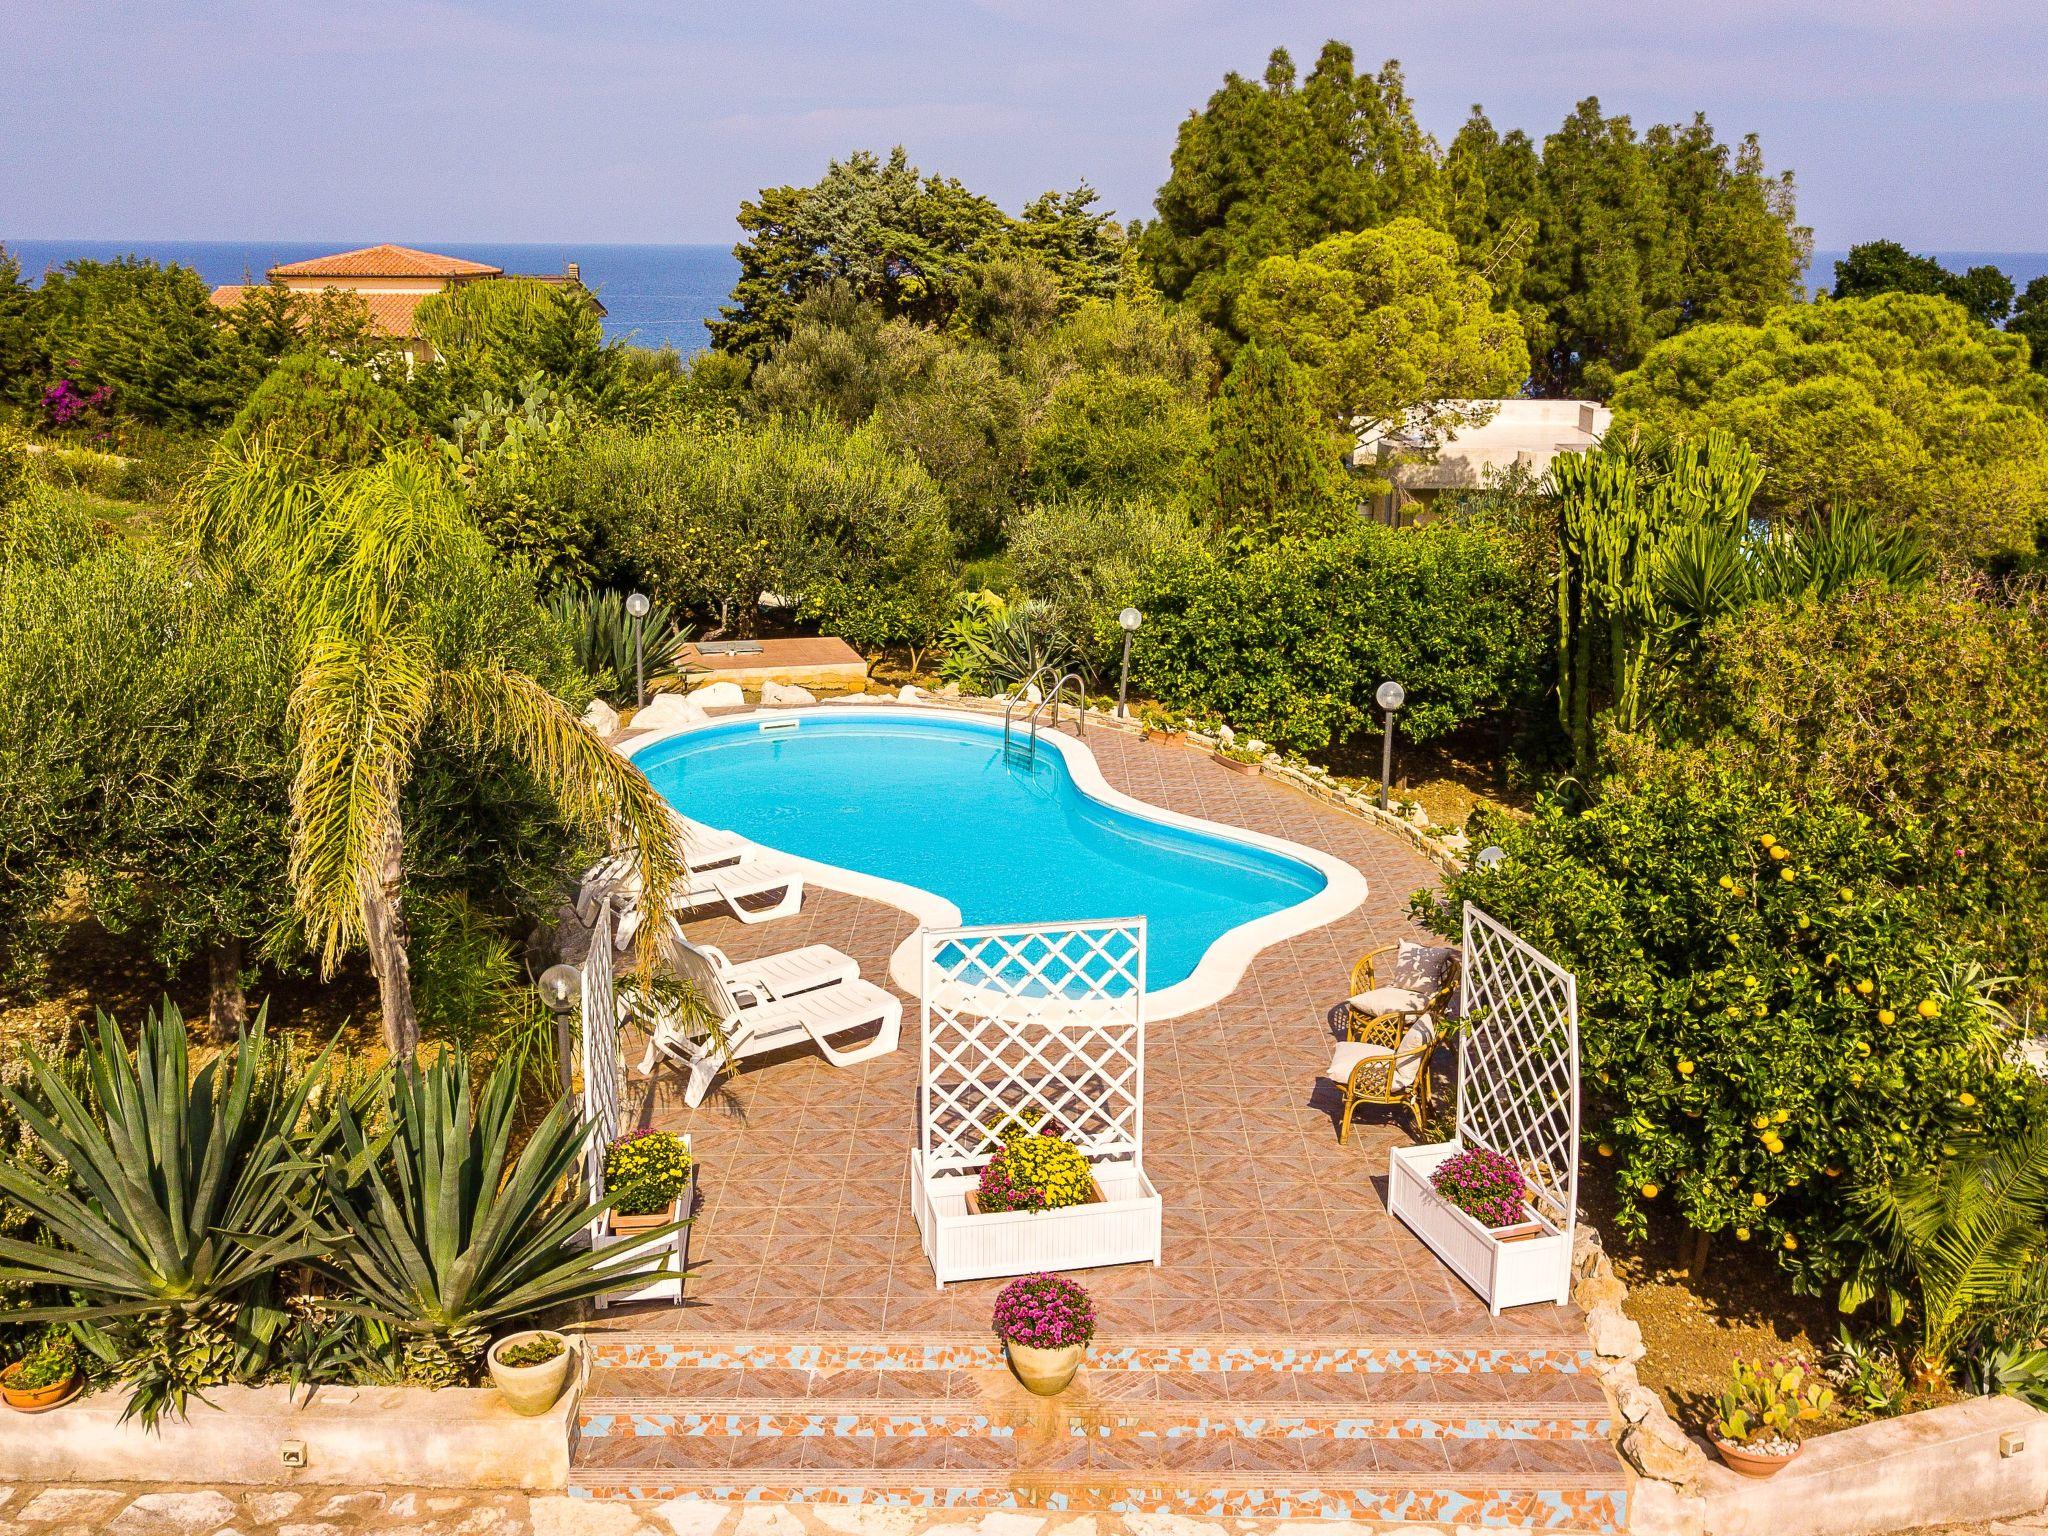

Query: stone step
<box><xmin>561</xmin><ymin>1471</ymin><xmax>1628</xmax><ymax>1531</ymax></box>
<box><xmin>571</xmin><ymin>1334</ymin><xmax>1626</xmax><ymax>1530</ymax></box>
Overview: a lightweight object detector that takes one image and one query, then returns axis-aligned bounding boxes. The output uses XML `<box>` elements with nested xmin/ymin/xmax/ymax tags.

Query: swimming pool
<box><xmin>628</xmin><ymin>707</ymin><xmax>1367</xmax><ymax>1016</ymax></box>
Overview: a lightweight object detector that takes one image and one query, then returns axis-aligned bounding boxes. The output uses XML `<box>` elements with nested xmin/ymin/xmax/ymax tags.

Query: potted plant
<box><xmin>1137</xmin><ymin>705</ymin><xmax>1184</xmax><ymax>745</ymax></box>
<box><xmin>603</xmin><ymin>1130</ymin><xmax>693</xmax><ymax>1234</ymax></box>
<box><xmin>969</xmin><ymin>1133</ymin><xmax>1100</xmax><ymax>1215</ymax></box>
<box><xmin>992</xmin><ymin>1272</ymin><xmax>1096</xmax><ymax>1396</ymax></box>
<box><xmin>1711</xmin><ymin>1356</ymin><xmax>1834</xmax><ymax>1477</ymax></box>
<box><xmin>487</xmin><ymin>1329</ymin><xmax>575</xmax><ymax>1417</ymax></box>
<box><xmin>1212</xmin><ymin>742</ymin><xmax>1263</xmax><ymax>776</ymax></box>
<box><xmin>1429</xmin><ymin>1147</ymin><xmax>1541</xmax><ymax>1239</ymax></box>
<box><xmin>1</xmin><ymin>1335</ymin><xmax>82</xmax><ymax>1413</ymax></box>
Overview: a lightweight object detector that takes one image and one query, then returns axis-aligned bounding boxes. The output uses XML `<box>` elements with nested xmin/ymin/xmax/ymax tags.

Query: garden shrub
<box><xmin>217</xmin><ymin>353</ymin><xmax>422</xmax><ymax>470</ymax></box>
<box><xmin>1415</xmin><ymin>751</ymin><xmax>2039</xmax><ymax>1291</ymax></box>
<box><xmin>1686</xmin><ymin>577</ymin><xmax>2048</xmax><ymax>1006</ymax></box>
<box><xmin>1127</xmin><ymin>521</ymin><xmax>1545</xmax><ymax>751</ymax></box>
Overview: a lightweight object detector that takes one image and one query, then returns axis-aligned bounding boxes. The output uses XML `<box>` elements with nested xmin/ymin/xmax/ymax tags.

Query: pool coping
<box><xmin>618</xmin><ymin>703</ymin><xmax>1370</xmax><ymax>1020</ymax></box>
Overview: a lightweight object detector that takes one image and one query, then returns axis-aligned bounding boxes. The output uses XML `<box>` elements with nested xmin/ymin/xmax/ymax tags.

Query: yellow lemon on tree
<box><xmin>1718</xmin><ymin>874</ymin><xmax>1735</xmax><ymax>891</ymax></box>
<box><xmin>1770</xmin><ymin>845</ymin><xmax>1790</xmax><ymax>861</ymax></box>
<box><xmin>1960</xmin><ymin>1091</ymin><xmax>1977</xmax><ymax>1108</ymax></box>
<box><xmin>1854</xmin><ymin>1040</ymin><xmax>1871</xmax><ymax>1057</ymax></box>
<box><xmin>1752</xmin><ymin>1114</ymin><xmax>1771</xmax><ymax>1130</ymax></box>
<box><xmin>1751</xmin><ymin>1192</ymin><xmax>1769</xmax><ymax>1208</ymax></box>
<box><xmin>1597</xmin><ymin>1143</ymin><xmax>1614</xmax><ymax>1157</ymax></box>
<box><xmin>1677</xmin><ymin>1060</ymin><xmax>1695</xmax><ymax>1076</ymax></box>
<box><xmin>1838</xmin><ymin>888</ymin><xmax>1854</xmax><ymax>902</ymax></box>
<box><xmin>1779</xmin><ymin>866</ymin><xmax>1796</xmax><ymax>881</ymax></box>
<box><xmin>1878</xmin><ymin>1009</ymin><xmax>1896</xmax><ymax>1026</ymax></box>
<box><xmin>1735</xmin><ymin>1226</ymin><xmax>1752</xmax><ymax>1242</ymax></box>
<box><xmin>1796</xmin><ymin>915</ymin><xmax>1810</xmax><ymax>929</ymax></box>
<box><xmin>1763</xmin><ymin>1135</ymin><xmax>1785</xmax><ymax>1154</ymax></box>
<box><xmin>1772</xmin><ymin>1108</ymin><xmax>1789</xmax><ymax>1124</ymax></box>
<box><xmin>1759</xmin><ymin>833</ymin><xmax>1776</xmax><ymax>848</ymax></box>
<box><xmin>1783</xmin><ymin>1233</ymin><xmax>1799</xmax><ymax>1251</ymax></box>
<box><xmin>1855</xmin><ymin>978</ymin><xmax>1875</xmax><ymax>996</ymax></box>
<box><xmin>1640</xmin><ymin>1183</ymin><xmax>1660</xmax><ymax>1200</ymax></box>
<box><xmin>1918</xmin><ymin>998</ymin><xmax>1940</xmax><ymax>1019</ymax></box>
<box><xmin>1824</xmin><ymin>951</ymin><xmax>1839</xmax><ymax>966</ymax></box>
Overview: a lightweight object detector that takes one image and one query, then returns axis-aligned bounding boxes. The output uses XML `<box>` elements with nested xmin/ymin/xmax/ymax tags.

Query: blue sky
<box><xmin>4</xmin><ymin>0</ymin><xmax>2041</xmax><ymax>250</ymax></box>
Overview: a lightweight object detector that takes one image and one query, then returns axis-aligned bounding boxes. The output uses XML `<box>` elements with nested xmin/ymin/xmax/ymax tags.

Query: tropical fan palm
<box><xmin>313</xmin><ymin>1051</ymin><xmax>678</xmax><ymax>1382</ymax></box>
<box><xmin>1849</xmin><ymin>1125</ymin><xmax>2048</xmax><ymax>1389</ymax></box>
<box><xmin>193</xmin><ymin>442</ymin><xmax>687</xmax><ymax>1055</ymax></box>
<box><xmin>0</xmin><ymin>1003</ymin><xmax>334</xmax><ymax>1425</ymax></box>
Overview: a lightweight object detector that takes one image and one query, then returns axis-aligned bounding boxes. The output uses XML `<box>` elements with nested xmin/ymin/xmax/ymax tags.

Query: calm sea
<box><xmin>5</xmin><ymin>239</ymin><xmax>739</xmax><ymax>353</ymax></box>
<box><xmin>7</xmin><ymin>240</ymin><xmax>2043</xmax><ymax>353</ymax></box>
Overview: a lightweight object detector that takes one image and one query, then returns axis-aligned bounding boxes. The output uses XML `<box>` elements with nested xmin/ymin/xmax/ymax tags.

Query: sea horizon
<box><xmin>8</xmin><ymin>237</ymin><xmax>2046</xmax><ymax>355</ymax></box>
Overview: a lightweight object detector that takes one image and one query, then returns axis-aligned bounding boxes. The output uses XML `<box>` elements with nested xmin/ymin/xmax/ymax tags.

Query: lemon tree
<box><xmin>1417</xmin><ymin>752</ymin><xmax>2036</xmax><ymax>1289</ymax></box>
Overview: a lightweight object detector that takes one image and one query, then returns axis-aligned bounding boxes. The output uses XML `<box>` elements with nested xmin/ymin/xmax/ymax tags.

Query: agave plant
<box><xmin>941</xmin><ymin>591</ymin><xmax>1075</xmax><ymax>692</ymax></box>
<box><xmin>313</xmin><ymin>1050</ymin><xmax>681</xmax><ymax>1383</ymax></box>
<box><xmin>0</xmin><ymin>1003</ymin><xmax>334</xmax><ymax>1426</ymax></box>
<box><xmin>546</xmin><ymin>585</ymin><xmax>698</xmax><ymax>706</ymax></box>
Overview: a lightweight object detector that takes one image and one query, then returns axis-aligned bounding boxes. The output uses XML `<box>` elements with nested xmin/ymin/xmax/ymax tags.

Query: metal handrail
<box><xmin>1002</xmin><ymin>663</ymin><xmax>1062</xmax><ymax>748</ymax></box>
<box><xmin>1026</xmin><ymin>672</ymin><xmax>1087</xmax><ymax>747</ymax></box>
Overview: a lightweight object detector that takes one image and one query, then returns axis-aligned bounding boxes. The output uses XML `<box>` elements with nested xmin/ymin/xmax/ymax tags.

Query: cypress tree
<box><xmin>1203</xmin><ymin>343</ymin><xmax>1351</xmax><ymax>541</ymax></box>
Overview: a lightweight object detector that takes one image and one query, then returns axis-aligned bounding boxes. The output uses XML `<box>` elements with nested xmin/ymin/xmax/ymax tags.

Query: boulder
<box><xmin>1588</xmin><ymin>1304</ymin><xmax>1646</xmax><ymax>1362</ymax></box>
<box><xmin>581</xmin><ymin>698</ymin><xmax>621</xmax><ymax>737</ymax></box>
<box><xmin>1619</xmin><ymin>1418</ymin><xmax>1709</xmax><ymax>1487</ymax></box>
<box><xmin>688</xmin><ymin>680</ymin><xmax>746</xmax><ymax>710</ymax></box>
<box><xmin>937</xmin><ymin>682</ymin><xmax>962</xmax><ymax>699</ymax></box>
<box><xmin>759</xmin><ymin>681</ymin><xmax>816</xmax><ymax>708</ymax></box>
<box><xmin>898</xmin><ymin>684</ymin><xmax>932</xmax><ymax>703</ymax></box>
<box><xmin>633</xmin><ymin>694</ymin><xmax>708</xmax><ymax>732</ymax></box>
<box><xmin>1619</xmin><ymin>1383</ymin><xmax>1661</xmax><ymax>1424</ymax></box>
<box><xmin>1217</xmin><ymin>723</ymin><xmax>1236</xmax><ymax>746</ymax></box>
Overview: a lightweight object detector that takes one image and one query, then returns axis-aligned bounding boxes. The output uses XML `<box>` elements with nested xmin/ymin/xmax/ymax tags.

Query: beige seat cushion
<box><xmin>1392</xmin><ymin>940</ymin><xmax>1458</xmax><ymax>996</ymax></box>
<box><xmin>1350</xmin><ymin>985</ymin><xmax>1424</xmax><ymax>1016</ymax></box>
<box><xmin>1325</xmin><ymin>1018</ymin><xmax>1438</xmax><ymax>1091</ymax></box>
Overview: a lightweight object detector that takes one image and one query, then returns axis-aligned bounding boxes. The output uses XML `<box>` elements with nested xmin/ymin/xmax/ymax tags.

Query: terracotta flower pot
<box><xmin>1</xmin><ymin>1362</ymin><xmax>81</xmax><ymax>1414</ymax></box>
<box><xmin>1006</xmin><ymin>1341</ymin><xmax>1085</xmax><ymax>1397</ymax></box>
<box><xmin>1713</xmin><ymin>1436</ymin><xmax>1801</xmax><ymax>1478</ymax></box>
<box><xmin>608</xmin><ymin>1197</ymin><xmax>682</xmax><ymax>1236</ymax></box>
<box><xmin>487</xmin><ymin>1331</ymin><xmax>575</xmax><ymax>1417</ymax></box>
<box><xmin>1212</xmin><ymin>751</ymin><xmax>1258</xmax><ymax>776</ymax></box>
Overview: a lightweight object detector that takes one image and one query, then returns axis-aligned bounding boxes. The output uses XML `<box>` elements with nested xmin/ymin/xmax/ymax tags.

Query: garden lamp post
<box><xmin>1116</xmin><ymin>607</ymin><xmax>1143</xmax><ymax>718</ymax></box>
<box><xmin>538</xmin><ymin>962</ymin><xmax>583</xmax><ymax>1093</ymax></box>
<box><xmin>626</xmin><ymin>591</ymin><xmax>651</xmax><ymax>710</ymax></box>
<box><xmin>1376</xmin><ymin>679</ymin><xmax>1406</xmax><ymax>811</ymax></box>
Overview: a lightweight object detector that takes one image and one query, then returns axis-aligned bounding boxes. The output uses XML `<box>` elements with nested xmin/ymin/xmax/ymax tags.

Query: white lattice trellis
<box><xmin>910</xmin><ymin>919</ymin><xmax>1163</xmax><ymax>1285</ymax></box>
<box><xmin>1387</xmin><ymin>901</ymin><xmax>1580</xmax><ymax>1311</ymax></box>
<box><xmin>579</xmin><ymin>899</ymin><xmax>687</xmax><ymax>1308</ymax></box>
<box><xmin>1456</xmin><ymin>902</ymin><xmax>1581</xmax><ymax>1233</ymax></box>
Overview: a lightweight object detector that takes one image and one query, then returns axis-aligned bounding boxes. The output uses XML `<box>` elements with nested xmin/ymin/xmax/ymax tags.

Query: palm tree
<box><xmin>193</xmin><ymin>443</ymin><xmax>686</xmax><ymax>1057</ymax></box>
<box><xmin>1851</xmin><ymin>1125</ymin><xmax>2048</xmax><ymax>1391</ymax></box>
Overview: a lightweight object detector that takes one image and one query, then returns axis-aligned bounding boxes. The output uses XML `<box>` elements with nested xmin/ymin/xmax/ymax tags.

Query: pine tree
<box><xmin>1203</xmin><ymin>343</ymin><xmax>1351</xmax><ymax>541</ymax></box>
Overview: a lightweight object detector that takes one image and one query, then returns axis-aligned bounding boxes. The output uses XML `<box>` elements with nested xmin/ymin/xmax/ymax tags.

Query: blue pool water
<box><xmin>631</xmin><ymin>713</ymin><xmax>1327</xmax><ymax>989</ymax></box>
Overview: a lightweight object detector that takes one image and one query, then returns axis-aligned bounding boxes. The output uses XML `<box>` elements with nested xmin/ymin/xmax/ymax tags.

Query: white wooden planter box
<box><xmin>1387</xmin><ymin>1140</ymin><xmax>1570</xmax><ymax>1313</ymax></box>
<box><xmin>911</xmin><ymin>1150</ymin><xmax>1162</xmax><ymax>1286</ymax></box>
<box><xmin>591</xmin><ymin>1148</ymin><xmax>693</xmax><ymax>1309</ymax></box>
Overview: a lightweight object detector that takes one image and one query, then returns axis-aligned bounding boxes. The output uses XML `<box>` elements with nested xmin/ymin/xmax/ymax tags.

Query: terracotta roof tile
<box><xmin>267</xmin><ymin>243</ymin><xmax>502</xmax><ymax>279</ymax></box>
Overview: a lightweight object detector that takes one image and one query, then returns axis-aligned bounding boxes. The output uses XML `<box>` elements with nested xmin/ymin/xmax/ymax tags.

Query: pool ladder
<box><xmin>1003</xmin><ymin>666</ymin><xmax>1086</xmax><ymax>754</ymax></box>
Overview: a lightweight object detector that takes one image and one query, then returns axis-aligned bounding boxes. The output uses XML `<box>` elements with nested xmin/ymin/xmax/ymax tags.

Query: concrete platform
<box><xmin>680</xmin><ymin>638</ymin><xmax>868</xmax><ymax>691</ymax></box>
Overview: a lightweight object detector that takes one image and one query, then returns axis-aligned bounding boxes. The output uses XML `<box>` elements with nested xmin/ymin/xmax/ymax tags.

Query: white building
<box><xmin>1353</xmin><ymin>399</ymin><xmax>1612</xmax><ymax>524</ymax></box>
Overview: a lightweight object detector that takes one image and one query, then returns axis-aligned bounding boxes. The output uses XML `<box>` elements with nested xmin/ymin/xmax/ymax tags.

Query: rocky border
<box><xmin>1569</xmin><ymin>1222</ymin><xmax>1707</xmax><ymax>1536</ymax></box>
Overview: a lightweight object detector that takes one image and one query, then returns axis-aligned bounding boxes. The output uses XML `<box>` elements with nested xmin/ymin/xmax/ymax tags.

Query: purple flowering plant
<box><xmin>1429</xmin><ymin>1146</ymin><xmax>1529</xmax><ymax>1230</ymax></box>
<box><xmin>991</xmin><ymin>1272</ymin><xmax>1096</xmax><ymax>1351</ymax></box>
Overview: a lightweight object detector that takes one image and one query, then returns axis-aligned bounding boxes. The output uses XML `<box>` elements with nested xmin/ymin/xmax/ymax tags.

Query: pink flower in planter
<box><xmin>1429</xmin><ymin>1146</ymin><xmax>1529</xmax><ymax>1230</ymax></box>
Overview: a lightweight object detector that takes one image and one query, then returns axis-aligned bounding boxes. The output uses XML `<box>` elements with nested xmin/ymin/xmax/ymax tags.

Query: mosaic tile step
<box><xmin>561</xmin><ymin>1473</ymin><xmax>1629</xmax><ymax>1533</ymax></box>
<box><xmin>580</xmin><ymin>1335</ymin><xmax>1602</xmax><ymax>1377</ymax></box>
<box><xmin>579</xmin><ymin>1405</ymin><xmax>1615</xmax><ymax>1444</ymax></box>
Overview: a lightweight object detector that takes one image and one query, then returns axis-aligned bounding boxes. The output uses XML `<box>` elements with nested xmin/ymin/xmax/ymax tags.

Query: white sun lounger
<box><xmin>576</xmin><ymin>833</ymin><xmax>805</xmax><ymax>944</ymax></box>
<box><xmin>634</xmin><ymin>926</ymin><xmax>901</xmax><ymax>1107</ymax></box>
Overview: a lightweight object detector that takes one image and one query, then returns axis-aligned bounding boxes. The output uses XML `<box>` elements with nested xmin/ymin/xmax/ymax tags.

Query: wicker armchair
<box><xmin>1328</xmin><ymin>941</ymin><xmax>1461</xmax><ymax>1142</ymax></box>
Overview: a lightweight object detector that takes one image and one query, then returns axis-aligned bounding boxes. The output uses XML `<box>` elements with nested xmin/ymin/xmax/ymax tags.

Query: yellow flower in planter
<box><xmin>979</xmin><ymin>1134</ymin><xmax>1095</xmax><ymax>1213</ymax></box>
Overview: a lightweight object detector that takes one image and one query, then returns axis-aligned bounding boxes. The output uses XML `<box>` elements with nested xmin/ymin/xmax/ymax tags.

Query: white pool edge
<box><xmin>617</xmin><ymin>704</ymin><xmax>1369</xmax><ymax>1021</ymax></box>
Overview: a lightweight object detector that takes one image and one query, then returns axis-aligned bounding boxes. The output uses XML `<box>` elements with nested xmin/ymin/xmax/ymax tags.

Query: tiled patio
<box><xmin>592</xmin><ymin>724</ymin><xmax>1568</xmax><ymax>1349</ymax></box>
<box><xmin>573</xmin><ymin>722</ymin><xmax>1623</xmax><ymax>1528</ymax></box>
